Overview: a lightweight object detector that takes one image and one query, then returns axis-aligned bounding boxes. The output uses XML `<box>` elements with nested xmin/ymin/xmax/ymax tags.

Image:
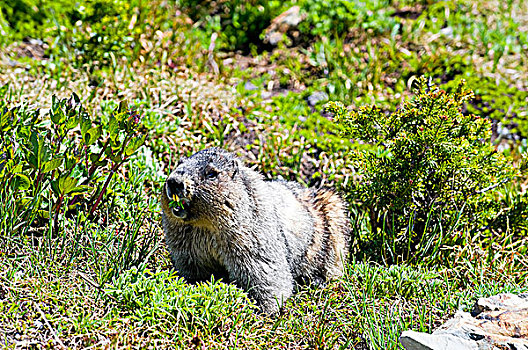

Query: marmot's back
<box><xmin>161</xmin><ymin>147</ymin><xmax>350</xmax><ymax>314</ymax></box>
<box><xmin>265</xmin><ymin>180</ymin><xmax>349</xmax><ymax>284</ymax></box>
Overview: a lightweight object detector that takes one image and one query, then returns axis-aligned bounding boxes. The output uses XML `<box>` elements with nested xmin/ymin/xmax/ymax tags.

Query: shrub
<box><xmin>325</xmin><ymin>77</ymin><xmax>519</xmax><ymax>263</ymax></box>
<box><xmin>411</xmin><ymin>54</ymin><xmax>528</xmax><ymax>139</ymax></box>
<box><xmin>446</xmin><ymin>76</ymin><xmax>528</xmax><ymax>139</ymax></box>
<box><xmin>0</xmin><ymin>87</ymin><xmax>145</xmax><ymax>235</ymax></box>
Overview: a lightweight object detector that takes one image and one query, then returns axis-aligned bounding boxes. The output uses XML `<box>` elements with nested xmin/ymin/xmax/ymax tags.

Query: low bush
<box><xmin>0</xmin><ymin>87</ymin><xmax>145</xmax><ymax>236</ymax></box>
<box><xmin>445</xmin><ymin>76</ymin><xmax>528</xmax><ymax>139</ymax></box>
<box><xmin>326</xmin><ymin>76</ymin><xmax>520</xmax><ymax>264</ymax></box>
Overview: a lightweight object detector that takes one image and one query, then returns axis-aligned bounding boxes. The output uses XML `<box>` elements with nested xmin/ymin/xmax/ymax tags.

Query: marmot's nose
<box><xmin>167</xmin><ymin>177</ymin><xmax>185</xmax><ymax>198</ymax></box>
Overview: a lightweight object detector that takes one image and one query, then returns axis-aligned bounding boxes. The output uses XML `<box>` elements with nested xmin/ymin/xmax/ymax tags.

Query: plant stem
<box><xmin>53</xmin><ymin>195</ymin><xmax>63</xmax><ymax>234</ymax></box>
<box><xmin>88</xmin><ymin>160</ymin><xmax>124</xmax><ymax>217</ymax></box>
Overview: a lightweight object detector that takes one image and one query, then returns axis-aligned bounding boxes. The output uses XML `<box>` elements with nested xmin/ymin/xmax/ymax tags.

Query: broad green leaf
<box><xmin>28</xmin><ymin>153</ymin><xmax>38</xmax><ymax>169</ymax></box>
<box><xmin>50</xmin><ymin>106</ymin><xmax>66</xmax><ymax>125</ymax></box>
<box><xmin>80</xmin><ymin>113</ymin><xmax>91</xmax><ymax>135</ymax></box>
<box><xmin>125</xmin><ymin>135</ymin><xmax>146</xmax><ymax>156</ymax></box>
<box><xmin>29</xmin><ymin>131</ymin><xmax>39</xmax><ymax>154</ymax></box>
<box><xmin>65</xmin><ymin>113</ymin><xmax>79</xmax><ymax>130</ymax></box>
<box><xmin>43</xmin><ymin>158</ymin><xmax>63</xmax><ymax>173</ymax></box>
<box><xmin>13</xmin><ymin>173</ymin><xmax>31</xmax><ymax>191</ymax></box>
<box><xmin>67</xmin><ymin>108</ymin><xmax>76</xmax><ymax>118</ymax></box>
<box><xmin>58</xmin><ymin>175</ymin><xmax>78</xmax><ymax>195</ymax></box>
<box><xmin>51</xmin><ymin>179</ymin><xmax>60</xmax><ymax>196</ymax></box>
<box><xmin>69</xmin><ymin>185</ymin><xmax>91</xmax><ymax>196</ymax></box>
<box><xmin>84</xmin><ymin>126</ymin><xmax>102</xmax><ymax>146</ymax></box>
<box><xmin>11</xmin><ymin>163</ymin><xmax>22</xmax><ymax>174</ymax></box>
<box><xmin>107</xmin><ymin>115</ymin><xmax>119</xmax><ymax>140</ymax></box>
<box><xmin>28</xmin><ymin>130</ymin><xmax>51</xmax><ymax>168</ymax></box>
<box><xmin>37</xmin><ymin>137</ymin><xmax>50</xmax><ymax>168</ymax></box>
<box><xmin>52</xmin><ymin>95</ymin><xmax>58</xmax><ymax>109</ymax></box>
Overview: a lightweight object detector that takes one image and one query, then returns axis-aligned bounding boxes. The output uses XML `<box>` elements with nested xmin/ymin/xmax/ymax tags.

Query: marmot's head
<box><xmin>162</xmin><ymin>147</ymin><xmax>242</xmax><ymax>227</ymax></box>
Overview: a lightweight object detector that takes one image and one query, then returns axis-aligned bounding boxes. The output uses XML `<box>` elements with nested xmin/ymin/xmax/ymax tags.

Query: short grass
<box><xmin>1</xmin><ymin>0</ymin><xmax>527</xmax><ymax>348</ymax></box>
<box><xmin>2</xmin><ymin>236</ymin><xmax>526</xmax><ymax>349</ymax></box>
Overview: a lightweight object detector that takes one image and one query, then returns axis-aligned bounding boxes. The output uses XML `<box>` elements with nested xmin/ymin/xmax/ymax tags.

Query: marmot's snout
<box><xmin>165</xmin><ymin>175</ymin><xmax>192</xmax><ymax>219</ymax></box>
<box><xmin>166</xmin><ymin>177</ymin><xmax>186</xmax><ymax>199</ymax></box>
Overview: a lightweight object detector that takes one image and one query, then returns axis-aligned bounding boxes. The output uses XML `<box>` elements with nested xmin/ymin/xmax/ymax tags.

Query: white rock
<box><xmin>400</xmin><ymin>330</ymin><xmax>478</xmax><ymax>350</ymax></box>
<box><xmin>400</xmin><ymin>294</ymin><xmax>528</xmax><ymax>350</ymax></box>
<box><xmin>263</xmin><ymin>6</ymin><xmax>306</xmax><ymax>46</ymax></box>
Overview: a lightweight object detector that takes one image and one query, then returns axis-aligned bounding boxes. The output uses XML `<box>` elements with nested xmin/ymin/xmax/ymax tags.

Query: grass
<box><xmin>1</xmin><ymin>0</ymin><xmax>527</xmax><ymax>348</ymax></box>
<box><xmin>2</xmin><ymin>246</ymin><xmax>526</xmax><ymax>348</ymax></box>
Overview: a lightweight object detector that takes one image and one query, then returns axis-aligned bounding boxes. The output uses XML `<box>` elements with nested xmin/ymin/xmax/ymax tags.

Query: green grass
<box><xmin>2</xmin><ymin>243</ymin><xmax>526</xmax><ymax>348</ymax></box>
<box><xmin>1</xmin><ymin>0</ymin><xmax>527</xmax><ymax>348</ymax></box>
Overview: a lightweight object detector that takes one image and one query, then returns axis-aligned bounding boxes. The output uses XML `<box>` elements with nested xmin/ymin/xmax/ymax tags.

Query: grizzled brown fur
<box><xmin>161</xmin><ymin>147</ymin><xmax>350</xmax><ymax>314</ymax></box>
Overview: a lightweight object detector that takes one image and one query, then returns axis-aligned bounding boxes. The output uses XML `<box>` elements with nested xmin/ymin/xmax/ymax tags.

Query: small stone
<box><xmin>440</xmin><ymin>27</ymin><xmax>454</xmax><ymax>38</ymax></box>
<box><xmin>244</xmin><ymin>81</ymin><xmax>258</xmax><ymax>91</ymax></box>
<box><xmin>400</xmin><ymin>330</ymin><xmax>478</xmax><ymax>350</ymax></box>
<box><xmin>307</xmin><ymin>91</ymin><xmax>329</xmax><ymax>106</ymax></box>
<box><xmin>261</xmin><ymin>91</ymin><xmax>272</xmax><ymax>100</ymax></box>
<box><xmin>400</xmin><ymin>294</ymin><xmax>528</xmax><ymax>350</ymax></box>
<box><xmin>264</xmin><ymin>6</ymin><xmax>306</xmax><ymax>46</ymax></box>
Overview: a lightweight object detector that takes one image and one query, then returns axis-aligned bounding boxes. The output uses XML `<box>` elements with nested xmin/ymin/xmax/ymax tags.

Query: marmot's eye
<box><xmin>205</xmin><ymin>168</ymin><xmax>219</xmax><ymax>179</ymax></box>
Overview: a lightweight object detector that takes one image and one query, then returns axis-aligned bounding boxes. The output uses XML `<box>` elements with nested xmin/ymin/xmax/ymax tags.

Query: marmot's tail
<box><xmin>306</xmin><ymin>188</ymin><xmax>351</xmax><ymax>280</ymax></box>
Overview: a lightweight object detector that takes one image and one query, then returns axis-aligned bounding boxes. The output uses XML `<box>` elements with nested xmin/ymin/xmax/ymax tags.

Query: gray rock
<box><xmin>472</xmin><ymin>292</ymin><xmax>528</xmax><ymax>316</ymax></box>
<box><xmin>263</xmin><ymin>6</ymin><xmax>306</xmax><ymax>46</ymax></box>
<box><xmin>400</xmin><ymin>330</ymin><xmax>478</xmax><ymax>350</ymax></box>
<box><xmin>440</xmin><ymin>26</ymin><xmax>454</xmax><ymax>38</ymax></box>
<box><xmin>399</xmin><ymin>293</ymin><xmax>528</xmax><ymax>350</ymax></box>
<box><xmin>244</xmin><ymin>81</ymin><xmax>258</xmax><ymax>91</ymax></box>
<box><xmin>307</xmin><ymin>91</ymin><xmax>329</xmax><ymax>106</ymax></box>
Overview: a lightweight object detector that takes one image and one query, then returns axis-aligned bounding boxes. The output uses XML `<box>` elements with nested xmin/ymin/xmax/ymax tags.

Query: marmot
<box><xmin>161</xmin><ymin>147</ymin><xmax>350</xmax><ymax>314</ymax></box>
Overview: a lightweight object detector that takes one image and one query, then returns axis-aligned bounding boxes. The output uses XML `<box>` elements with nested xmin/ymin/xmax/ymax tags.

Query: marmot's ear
<box><xmin>177</xmin><ymin>156</ymin><xmax>188</xmax><ymax>166</ymax></box>
<box><xmin>231</xmin><ymin>159</ymin><xmax>239</xmax><ymax>178</ymax></box>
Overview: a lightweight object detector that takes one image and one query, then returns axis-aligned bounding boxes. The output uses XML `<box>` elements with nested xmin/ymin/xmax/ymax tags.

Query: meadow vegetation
<box><xmin>0</xmin><ymin>0</ymin><xmax>527</xmax><ymax>348</ymax></box>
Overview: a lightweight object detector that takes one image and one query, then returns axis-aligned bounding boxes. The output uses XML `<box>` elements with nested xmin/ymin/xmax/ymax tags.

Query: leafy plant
<box><xmin>444</xmin><ymin>75</ymin><xmax>528</xmax><ymax>139</ymax></box>
<box><xmin>326</xmin><ymin>76</ymin><xmax>519</xmax><ymax>263</ymax></box>
<box><xmin>0</xmin><ymin>87</ymin><xmax>146</xmax><ymax>235</ymax></box>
